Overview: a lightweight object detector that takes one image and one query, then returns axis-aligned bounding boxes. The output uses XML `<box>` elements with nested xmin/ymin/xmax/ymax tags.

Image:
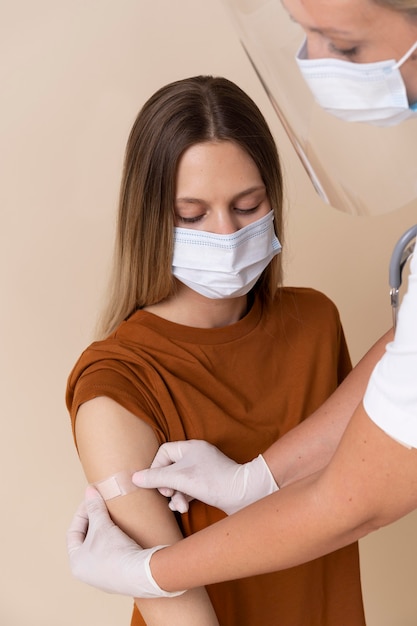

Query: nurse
<box><xmin>286</xmin><ymin>0</ymin><xmax>417</xmax><ymax>123</ymax></box>
<box><xmin>67</xmin><ymin>248</ymin><xmax>417</xmax><ymax>598</ymax></box>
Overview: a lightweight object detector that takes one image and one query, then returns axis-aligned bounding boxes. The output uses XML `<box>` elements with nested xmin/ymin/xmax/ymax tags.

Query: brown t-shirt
<box><xmin>67</xmin><ymin>287</ymin><xmax>365</xmax><ymax>626</ymax></box>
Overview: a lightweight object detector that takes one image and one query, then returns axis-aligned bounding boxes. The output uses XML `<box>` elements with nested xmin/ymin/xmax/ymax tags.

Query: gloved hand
<box><xmin>133</xmin><ymin>440</ymin><xmax>279</xmax><ymax>515</ymax></box>
<box><xmin>66</xmin><ymin>487</ymin><xmax>185</xmax><ymax>598</ymax></box>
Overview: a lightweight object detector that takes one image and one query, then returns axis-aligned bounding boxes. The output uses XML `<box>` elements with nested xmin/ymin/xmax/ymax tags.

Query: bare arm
<box><xmin>75</xmin><ymin>396</ymin><xmax>219</xmax><ymax>625</ymax></box>
<box><xmin>133</xmin><ymin>329</ymin><xmax>393</xmax><ymax>515</ymax></box>
<box><xmin>151</xmin><ymin>401</ymin><xmax>417</xmax><ymax>592</ymax></box>
<box><xmin>264</xmin><ymin>329</ymin><xmax>393</xmax><ymax>486</ymax></box>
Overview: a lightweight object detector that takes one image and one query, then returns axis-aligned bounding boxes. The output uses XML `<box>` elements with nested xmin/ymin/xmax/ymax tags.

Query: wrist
<box><xmin>225</xmin><ymin>454</ymin><xmax>279</xmax><ymax>515</ymax></box>
<box><xmin>145</xmin><ymin>545</ymin><xmax>186</xmax><ymax>598</ymax></box>
<box><xmin>148</xmin><ymin>545</ymin><xmax>187</xmax><ymax>597</ymax></box>
<box><xmin>253</xmin><ymin>453</ymin><xmax>280</xmax><ymax>493</ymax></box>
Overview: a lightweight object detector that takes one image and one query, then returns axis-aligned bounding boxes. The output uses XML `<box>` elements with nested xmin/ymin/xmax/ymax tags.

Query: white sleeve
<box><xmin>363</xmin><ymin>252</ymin><xmax>417</xmax><ymax>448</ymax></box>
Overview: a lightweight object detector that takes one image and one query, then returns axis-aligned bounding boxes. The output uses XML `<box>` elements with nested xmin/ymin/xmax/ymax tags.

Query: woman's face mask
<box><xmin>172</xmin><ymin>211</ymin><xmax>281</xmax><ymax>299</ymax></box>
<box><xmin>296</xmin><ymin>38</ymin><xmax>417</xmax><ymax>126</ymax></box>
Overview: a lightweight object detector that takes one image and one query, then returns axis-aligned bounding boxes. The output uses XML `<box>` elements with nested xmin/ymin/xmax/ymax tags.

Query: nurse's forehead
<box><xmin>281</xmin><ymin>0</ymin><xmax>378</xmax><ymax>34</ymax></box>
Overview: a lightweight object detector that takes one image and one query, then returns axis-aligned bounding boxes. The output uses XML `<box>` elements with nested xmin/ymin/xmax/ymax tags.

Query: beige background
<box><xmin>1</xmin><ymin>1</ymin><xmax>416</xmax><ymax>624</ymax></box>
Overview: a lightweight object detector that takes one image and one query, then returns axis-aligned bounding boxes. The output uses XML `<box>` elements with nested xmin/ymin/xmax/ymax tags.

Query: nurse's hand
<box><xmin>67</xmin><ymin>487</ymin><xmax>185</xmax><ymax>598</ymax></box>
<box><xmin>133</xmin><ymin>440</ymin><xmax>279</xmax><ymax>515</ymax></box>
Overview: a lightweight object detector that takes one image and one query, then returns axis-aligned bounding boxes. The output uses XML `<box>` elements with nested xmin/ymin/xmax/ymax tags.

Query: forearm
<box><xmin>117</xmin><ymin>491</ymin><xmax>218</xmax><ymax>625</ymax></box>
<box><xmin>76</xmin><ymin>397</ymin><xmax>219</xmax><ymax>625</ymax></box>
<box><xmin>264</xmin><ymin>329</ymin><xmax>393</xmax><ymax>487</ymax></box>
<box><xmin>150</xmin><ymin>470</ymin><xmax>367</xmax><ymax>592</ymax></box>
<box><xmin>134</xmin><ymin>588</ymin><xmax>219</xmax><ymax>625</ymax></box>
<box><xmin>151</xmin><ymin>473</ymin><xmax>328</xmax><ymax>592</ymax></box>
<box><xmin>151</xmin><ymin>401</ymin><xmax>417</xmax><ymax>594</ymax></box>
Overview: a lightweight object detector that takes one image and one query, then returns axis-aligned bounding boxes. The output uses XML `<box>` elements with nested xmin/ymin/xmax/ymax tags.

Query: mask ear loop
<box><xmin>393</xmin><ymin>40</ymin><xmax>417</xmax><ymax>69</ymax></box>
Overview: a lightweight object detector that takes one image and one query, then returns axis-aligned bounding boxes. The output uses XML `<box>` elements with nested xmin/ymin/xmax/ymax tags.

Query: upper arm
<box><xmin>75</xmin><ymin>396</ymin><xmax>219</xmax><ymax>626</ymax></box>
<box><xmin>317</xmin><ymin>402</ymin><xmax>417</xmax><ymax>537</ymax></box>
<box><xmin>265</xmin><ymin>329</ymin><xmax>394</xmax><ymax>487</ymax></box>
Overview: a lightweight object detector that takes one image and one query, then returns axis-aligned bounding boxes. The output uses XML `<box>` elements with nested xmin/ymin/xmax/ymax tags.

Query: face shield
<box><xmin>221</xmin><ymin>0</ymin><xmax>417</xmax><ymax>216</ymax></box>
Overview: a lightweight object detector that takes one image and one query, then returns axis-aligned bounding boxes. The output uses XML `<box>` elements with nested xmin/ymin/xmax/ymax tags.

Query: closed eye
<box><xmin>175</xmin><ymin>214</ymin><xmax>204</xmax><ymax>224</ymax></box>
<box><xmin>328</xmin><ymin>43</ymin><xmax>359</xmax><ymax>59</ymax></box>
<box><xmin>234</xmin><ymin>205</ymin><xmax>260</xmax><ymax>214</ymax></box>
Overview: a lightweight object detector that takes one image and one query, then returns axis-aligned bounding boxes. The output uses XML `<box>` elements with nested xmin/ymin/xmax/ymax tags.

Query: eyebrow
<box><xmin>306</xmin><ymin>25</ymin><xmax>352</xmax><ymax>36</ymax></box>
<box><xmin>287</xmin><ymin>11</ymin><xmax>352</xmax><ymax>37</ymax></box>
<box><xmin>176</xmin><ymin>185</ymin><xmax>266</xmax><ymax>204</ymax></box>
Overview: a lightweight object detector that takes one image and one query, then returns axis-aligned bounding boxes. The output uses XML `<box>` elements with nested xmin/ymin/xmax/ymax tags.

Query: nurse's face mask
<box><xmin>172</xmin><ymin>210</ymin><xmax>281</xmax><ymax>299</ymax></box>
<box><xmin>296</xmin><ymin>38</ymin><xmax>417</xmax><ymax>126</ymax></box>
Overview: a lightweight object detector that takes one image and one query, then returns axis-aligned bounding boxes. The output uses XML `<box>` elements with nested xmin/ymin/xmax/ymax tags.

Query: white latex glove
<box><xmin>66</xmin><ymin>487</ymin><xmax>185</xmax><ymax>598</ymax></box>
<box><xmin>133</xmin><ymin>440</ymin><xmax>279</xmax><ymax>515</ymax></box>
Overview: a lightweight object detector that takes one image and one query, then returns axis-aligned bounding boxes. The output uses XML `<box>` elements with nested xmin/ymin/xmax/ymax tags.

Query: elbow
<box><xmin>344</xmin><ymin>501</ymin><xmax>406</xmax><ymax>544</ymax></box>
<box><xmin>354</xmin><ymin>516</ymin><xmax>384</xmax><ymax>540</ymax></box>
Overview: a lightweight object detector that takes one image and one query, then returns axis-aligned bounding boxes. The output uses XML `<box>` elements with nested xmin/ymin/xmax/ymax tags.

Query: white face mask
<box><xmin>172</xmin><ymin>211</ymin><xmax>281</xmax><ymax>299</ymax></box>
<box><xmin>296</xmin><ymin>38</ymin><xmax>417</xmax><ymax>126</ymax></box>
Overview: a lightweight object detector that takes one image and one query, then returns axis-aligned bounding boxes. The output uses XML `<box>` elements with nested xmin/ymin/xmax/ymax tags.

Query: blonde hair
<box><xmin>372</xmin><ymin>0</ymin><xmax>417</xmax><ymax>15</ymax></box>
<box><xmin>98</xmin><ymin>76</ymin><xmax>284</xmax><ymax>338</ymax></box>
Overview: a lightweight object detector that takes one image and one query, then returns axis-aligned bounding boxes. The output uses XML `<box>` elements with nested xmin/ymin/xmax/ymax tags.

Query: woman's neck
<box><xmin>143</xmin><ymin>284</ymin><xmax>249</xmax><ymax>329</ymax></box>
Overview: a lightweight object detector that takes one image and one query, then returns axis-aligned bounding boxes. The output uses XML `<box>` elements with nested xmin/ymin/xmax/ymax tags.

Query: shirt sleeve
<box><xmin>364</xmin><ymin>252</ymin><xmax>417</xmax><ymax>448</ymax></box>
<box><xmin>66</xmin><ymin>354</ymin><xmax>168</xmax><ymax>447</ymax></box>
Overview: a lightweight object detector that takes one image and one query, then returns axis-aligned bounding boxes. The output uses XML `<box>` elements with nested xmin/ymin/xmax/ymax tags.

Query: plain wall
<box><xmin>1</xmin><ymin>1</ymin><xmax>416</xmax><ymax>624</ymax></box>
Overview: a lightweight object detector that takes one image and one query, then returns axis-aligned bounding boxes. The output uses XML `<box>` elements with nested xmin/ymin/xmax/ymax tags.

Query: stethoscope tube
<box><xmin>389</xmin><ymin>224</ymin><xmax>417</xmax><ymax>329</ymax></box>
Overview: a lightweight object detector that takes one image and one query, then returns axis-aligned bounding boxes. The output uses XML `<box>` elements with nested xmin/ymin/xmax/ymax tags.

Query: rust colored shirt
<box><xmin>67</xmin><ymin>287</ymin><xmax>365</xmax><ymax>626</ymax></box>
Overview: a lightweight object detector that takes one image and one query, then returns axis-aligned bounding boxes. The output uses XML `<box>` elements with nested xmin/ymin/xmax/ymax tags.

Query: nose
<box><xmin>210</xmin><ymin>211</ymin><xmax>240</xmax><ymax>235</ymax></box>
<box><xmin>305</xmin><ymin>33</ymin><xmax>329</xmax><ymax>60</ymax></box>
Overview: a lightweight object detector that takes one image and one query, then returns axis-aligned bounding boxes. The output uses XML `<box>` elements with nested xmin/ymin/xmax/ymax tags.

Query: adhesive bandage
<box><xmin>93</xmin><ymin>470</ymin><xmax>139</xmax><ymax>501</ymax></box>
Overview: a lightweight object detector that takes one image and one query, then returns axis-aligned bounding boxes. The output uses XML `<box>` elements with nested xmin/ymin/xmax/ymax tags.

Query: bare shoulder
<box><xmin>75</xmin><ymin>396</ymin><xmax>159</xmax><ymax>485</ymax></box>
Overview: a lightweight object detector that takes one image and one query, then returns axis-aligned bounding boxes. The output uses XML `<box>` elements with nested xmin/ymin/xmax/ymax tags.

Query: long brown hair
<box><xmin>98</xmin><ymin>76</ymin><xmax>284</xmax><ymax>338</ymax></box>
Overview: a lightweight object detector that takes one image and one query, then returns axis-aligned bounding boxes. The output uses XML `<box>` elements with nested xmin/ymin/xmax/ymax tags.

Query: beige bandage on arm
<box><xmin>93</xmin><ymin>470</ymin><xmax>140</xmax><ymax>501</ymax></box>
